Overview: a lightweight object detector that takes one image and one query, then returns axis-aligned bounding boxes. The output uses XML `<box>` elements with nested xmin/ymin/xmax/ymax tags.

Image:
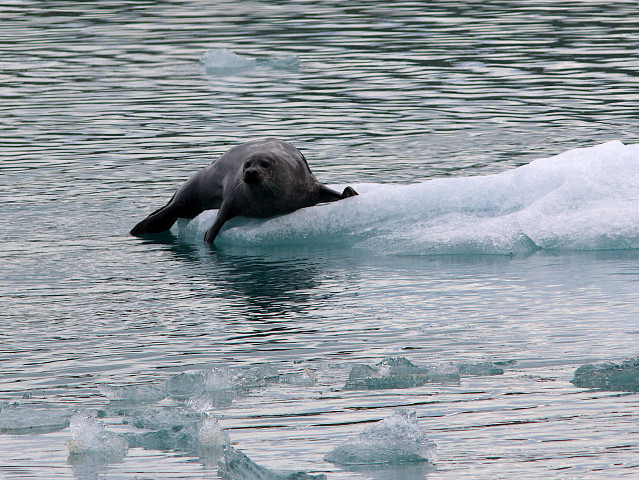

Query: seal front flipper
<box><xmin>204</xmin><ymin>202</ymin><xmax>235</xmax><ymax>243</ymax></box>
<box><xmin>130</xmin><ymin>203</ymin><xmax>180</xmax><ymax>236</ymax></box>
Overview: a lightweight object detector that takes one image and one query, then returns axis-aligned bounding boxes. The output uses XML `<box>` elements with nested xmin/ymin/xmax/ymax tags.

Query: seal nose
<box><xmin>243</xmin><ymin>168</ymin><xmax>260</xmax><ymax>184</ymax></box>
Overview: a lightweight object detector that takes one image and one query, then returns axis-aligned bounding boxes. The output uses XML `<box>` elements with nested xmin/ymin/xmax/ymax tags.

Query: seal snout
<box><xmin>243</xmin><ymin>168</ymin><xmax>261</xmax><ymax>184</ymax></box>
<box><xmin>242</xmin><ymin>156</ymin><xmax>272</xmax><ymax>184</ymax></box>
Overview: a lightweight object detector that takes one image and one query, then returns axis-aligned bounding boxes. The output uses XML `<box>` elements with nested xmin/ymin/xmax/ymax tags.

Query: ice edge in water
<box><xmin>174</xmin><ymin>141</ymin><xmax>639</xmax><ymax>254</ymax></box>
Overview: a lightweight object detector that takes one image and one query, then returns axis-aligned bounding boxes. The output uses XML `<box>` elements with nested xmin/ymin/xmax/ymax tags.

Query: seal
<box><xmin>130</xmin><ymin>138</ymin><xmax>358</xmax><ymax>243</ymax></box>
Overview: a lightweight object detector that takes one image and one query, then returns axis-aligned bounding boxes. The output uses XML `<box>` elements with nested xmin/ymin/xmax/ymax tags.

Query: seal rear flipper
<box><xmin>341</xmin><ymin>186</ymin><xmax>358</xmax><ymax>198</ymax></box>
<box><xmin>317</xmin><ymin>184</ymin><xmax>358</xmax><ymax>203</ymax></box>
<box><xmin>130</xmin><ymin>204</ymin><xmax>180</xmax><ymax>236</ymax></box>
<box><xmin>317</xmin><ymin>184</ymin><xmax>345</xmax><ymax>203</ymax></box>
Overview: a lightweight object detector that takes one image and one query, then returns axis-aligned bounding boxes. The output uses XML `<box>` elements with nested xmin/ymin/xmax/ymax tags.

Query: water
<box><xmin>2</xmin><ymin>1</ymin><xmax>639</xmax><ymax>478</ymax></box>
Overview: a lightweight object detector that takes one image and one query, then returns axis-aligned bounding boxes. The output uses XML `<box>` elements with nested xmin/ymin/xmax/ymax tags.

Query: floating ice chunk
<box><xmin>345</xmin><ymin>357</ymin><xmax>429</xmax><ymax>390</ymax></box>
<box><xmin>167</xmin><ymin>368</ymin><xmax>234</xmax><ymax>396</ymax></box>
<box><xmin>219</xmin><ymin>445</ymin><xmax>326</xmax><ymax>480</ymax></box>
<box><xmin>200</xmin><ymin>48</ymin><xmax>255</xmax><ymax>70</ymax></box>
<box><xmin>345</xmin><ymin>357</ymin><xmax>459</xmax><ymax>390</ymax></box>
<box><xmin>571</xmin><ymin>356</ymin><xmax>639</xmax><ymax>391</ymax></box>
<box><xmin>166</xmin><ymin>365</ymin><xmax>279</xmax><ymax>399</ymax></box>
<box><xmin>198</xmin><ymin>416</ymin><xmax>230</xmax><ymax>448</ymax></box>
<box><xmin>280</xmin><ymin>368</ymin><xmax>317</xmax><ymax>387</ymax></box>
<box><xmin>458</xmin><ymin>361</ymin><xmax>506</xmax><ymax>376</ymax></box>
<box><xmin>67</xmin><ymin>411</ymin><xmax>128</xmax><ymax>460</ymax></box>
<box><xmin>0</xmin><ymin>406</ymin><xmax>71</xmax><ymax>434</ymax></box>
<box><xmin>131</xmin><ymin>407</ymin><xmax>202</xmax><ymax>431</ymax></box>
<box><xmin>200</xmin><ymin>48</ymin><xmax>299</xmax><ymax>74</ymax></box>
<box><xmin>325</xmin><ymin>409</ymin><xmax>435</xmax><ymax>465</ymax></box>
<box><xmin>128</xmin><ymin>415</ymin><xmax>229</xmax><ymax>458</ymax></box>
<box><xmin>234</xmin><ymin>364</ymin><xmax>280</xmax><ymax>389</ymax></box>
<box><xmin>98</xmin><ymin>384</ymin><xmax>166</xmax><ymax>404</ymax></box>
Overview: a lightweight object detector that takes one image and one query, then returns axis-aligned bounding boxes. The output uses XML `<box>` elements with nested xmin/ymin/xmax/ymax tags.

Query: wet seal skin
<box><xmin>130</xmin><ymin>138</ymin><xmax>358</xmax><ymax>243</ymax></box>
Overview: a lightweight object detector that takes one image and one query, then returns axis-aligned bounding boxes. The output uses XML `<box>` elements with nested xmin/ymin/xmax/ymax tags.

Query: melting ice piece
<box><xmin>98</xmin><ymin>384</ymin><xmax>167</xmax><ymax>404</ymax></box>
<box><xmin>166</xmin><ymin>365</ymin><xmax>279</xmax><ymax>399</ymax></box>
<box><xmin>167</xmin><ymin>368</ymin><xmax>235</xmax><ymax>396</ymax></box>
<box><xmin>67</xmin><ymin>411</ymin><xmax>128</xmax><ymax>460</ymax></box>
<box><xmin>200</xmin><ymin>48</ymin><xmax>299</xmax><ymax>73</ymax></box>
<box><xmin>279</xmin><ymin>368</ymin><xmax>317</xmax><ymax>387</ymax></box>
<box><xmin>131</xmin><ymin>407</ymin><xmax>203</xmax><ymax>430</ymax></box>
<box><xmin>324</xmin><ymin>409</ymin><xmax>435</xmax><ymax>466</ymax></box>
<box><xmin>457</xmin><ymin>361</ymin><xmax>506</xmax><ymax>376</ymax></box>
<box><xmin>0</xmin><ymin>406</ymin><xmax>71</xmax><ymax>434</ymax></box>
<box><xmin>219</xmin><ymin>445</ymin><xmax>326</xmax><ymax>480</ymax></box>
<box><xmin>128</xmin><ymin>415</ymin><xmax>230</xmax><ymax>459</ymax></box>
<box><xmin>571</xmin><ymin>356</ymin><xmax>639</xmax><ymax>391</ymax></box>
<box><xmin>198</xmin><ymin>416</ymin><xmax>231</xmax><ymax>449</ymax></box>
<box><xmin>345</xmin><ymin>357</ymin><xmax>459</xmax><ymax>390</ymax></box>
<box><xmin>234</xmin><ymin>364</ymin><xmax>280</xmax><ymax>389</ymax></box>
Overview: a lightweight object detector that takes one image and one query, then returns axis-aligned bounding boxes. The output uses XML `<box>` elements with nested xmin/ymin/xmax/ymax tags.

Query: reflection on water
<box><xmin>161</xmin><ymin>235</ymin><xmax>345</xmax><ymax>318</ymax></box>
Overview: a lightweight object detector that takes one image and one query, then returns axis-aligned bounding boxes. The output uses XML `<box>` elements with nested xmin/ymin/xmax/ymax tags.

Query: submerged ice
<box><xmin>219</xmin><ymin>446</ymin><xmax>326</xmax><ymax>480</ymax></box>
<box><xmin>175</xmin><ymin>141</ymin><xmax>639</xmax><ymax>255</ymax></box>
<box><xmin>345</xmin><ymin>357</ymin><xmax>507</xmax><ymax>390</ymax></box>
<box><xmin>0</xmin><ymin>405</ymin><xmax>70</xmax><ymax>435</ymax></box>
<box><xmin>325</xmin><ymin>409</ymin><xmax>435</xmax><ymax>466</ymax></box>
<box><xmin>571</xmin><ymin>356</ymin><xmax>639</xmax><ymax>392</ymax></box>
<box><xmin>200</xmin><ymin>48</ymin><xmax>299</xmax><ymax>74</ymax></box>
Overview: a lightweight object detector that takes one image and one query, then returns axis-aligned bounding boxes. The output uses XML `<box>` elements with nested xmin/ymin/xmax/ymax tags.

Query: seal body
<box><xmin>130</xmin><ymin>138</ymin><xmax>357</xmax><ymax>243</ymax></box>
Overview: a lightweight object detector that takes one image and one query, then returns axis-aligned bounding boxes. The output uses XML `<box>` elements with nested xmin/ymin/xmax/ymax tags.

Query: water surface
<box><xmin>2</xmin><ymin>1</ymin><xmax>639</xmax><ymax>479</ymax></box>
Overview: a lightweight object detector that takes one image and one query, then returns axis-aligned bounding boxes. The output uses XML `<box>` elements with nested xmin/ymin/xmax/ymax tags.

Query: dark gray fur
<box><xmin>130</xmin><ymin>138</ymin><xmax>357</xmax><ymax>243</ymax></box>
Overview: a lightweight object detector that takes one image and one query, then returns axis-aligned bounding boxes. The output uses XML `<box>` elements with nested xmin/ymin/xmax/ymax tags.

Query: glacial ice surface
<box><xmin>324</xmin><ymin>409</ymin><xmax>435</xmax><ymax>465</ymax></box>
<box><xmin>571</xmin><ymin>356</ymin><xmax>639</xmax><ymax>392</ymax></box>
<box><xmin>175</xmin><ymin>141</ymin><xmax>639</xmax><ymax>254</ymax></box>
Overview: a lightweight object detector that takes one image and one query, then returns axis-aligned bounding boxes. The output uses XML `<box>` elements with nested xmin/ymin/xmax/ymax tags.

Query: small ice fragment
<box><xmin>234</xmin><ymin>364</ymin><xmax>280</xmax><ymax>389</ymax></box>
<box><xmin>280</xmin><ymin>368</ymin><xmax>317</xmax><ymax>387</ymax></box>
<box><xmin>127</xmin><ymin>412</ymin><xmax>229</xmax><ymax>459</ymax></box>
<box><xmin>198</xmin><ymin>416</ymin><xmax>231</xmax><ymax>448</ymax></box>
<box><xmin>458</xmin><ymin>361</ymin><xmax>505</xmax><ymax>376</ymax></box>
<box><xmin>200</xmin><ymin>49</ymin><xmax>299</xmax><ymax>74</ymax></box>
<box><xmin>132</xmin><ymin>407</ymin><xmax>202</xmax><ymax>430</ymax></box>
<box><xmin>219</xmin><ymin>445</ymin><xmax>326</xmax><ymax>480</ymax></box>
<box><xmin>0</xmin><ymin>407</ymin><xmax>70</xmax><ymax>435</ymax></box>
<box><xmin>98</xmin><ymin>384</ymin><xmax>166</xmax><ymax>403</ymax></box>
<box><xmin>166</xmin><ymin>368</ymin><xmax>234</xmax><ymax>396</ymax></box>
<box><xmin>67</xmin><ymin>411</ymin><xmax>128</xmax><ymax>459</ymax></box>
<box><xmin>345</xmin><ymin>357</ymin><xmax>429</xmax><ymax>390</ymax></box>
<box><xmin>200</xmin><ymin>48</ymin><xmax>256</xmax><ymax>70</ymax></box>
<box><xmin>325</xmin><ymin>409</ymin><xmax>436</xmax><ymax>465</ymax></box>
<box><xmin>571</xmin><ymin>356</ymin><xmax>639</xmax><ymax>391</ymax></box>
<box><xmin>345</xmin><ymin>357</ymin><xmax>458</xmax><ymax>390</ymax></box>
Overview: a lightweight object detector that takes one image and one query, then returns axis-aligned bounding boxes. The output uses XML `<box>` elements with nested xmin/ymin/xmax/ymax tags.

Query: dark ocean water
<box><xmin>2</xmin><ymin>2</ymin><xmax>639</xmax><ymax>479</ymax></box>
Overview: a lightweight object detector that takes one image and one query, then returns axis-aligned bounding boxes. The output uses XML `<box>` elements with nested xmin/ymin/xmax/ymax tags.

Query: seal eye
<box><xmin>260</xmin><ymin>161</ymin><xmax>270</xmax><ymax>169</ymax></box>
